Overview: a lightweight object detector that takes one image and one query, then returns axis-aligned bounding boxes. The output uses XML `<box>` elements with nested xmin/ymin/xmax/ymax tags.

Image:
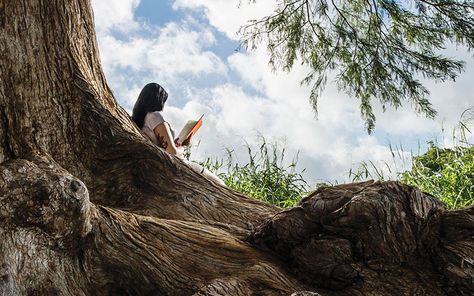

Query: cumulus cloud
<box><xmin>374</xmin><ymin>47</ymin><xmax>474</xmax><ymax>136</ymax></box>
<box><xmin>98</xmin><ymin>22</ymin><xmax>226</xmax><ymax>79</ymax></box>
<box><xmin>91</xmin><ymin>0</ymin><xmax>140</xmax><ymax>34</ymax></box>
<box><xmin>172</xmin><ymin>0</ymin><xmax>277</xmax><ymax>39</ymax></box>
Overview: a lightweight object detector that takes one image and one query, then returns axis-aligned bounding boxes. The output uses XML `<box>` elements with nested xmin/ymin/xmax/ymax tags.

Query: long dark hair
<box><xmin>132</xmin><ymin>83</ymin><xmax>168</xmax><ymax>128</ymax></box>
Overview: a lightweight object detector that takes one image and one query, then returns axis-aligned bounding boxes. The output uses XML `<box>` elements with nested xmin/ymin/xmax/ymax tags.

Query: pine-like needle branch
<box><xmin>240</xmin><ymin>0</ymin><xmax>474</xmax><ymax>133</ymax></box>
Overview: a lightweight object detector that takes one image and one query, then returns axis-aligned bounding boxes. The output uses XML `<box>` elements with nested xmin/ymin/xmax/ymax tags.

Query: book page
<box><xmin>176</xmin><ymin>114</ymin><xmax>204</xmax><ymax>145</ymax></box>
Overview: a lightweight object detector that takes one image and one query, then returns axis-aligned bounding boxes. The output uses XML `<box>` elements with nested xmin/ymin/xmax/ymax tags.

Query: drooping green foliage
<box><xmin>240</xmin><ymin>0</ymin><xmax>474</xmax><ymax>133</ymax></box>
<box><xmin>400</xmin><ymin>143</ymin><xmax>474</xmax><ymax>209</ymax></box>
<box><xmin>190</xmin><ymin>138</ymin><xmax>309</xmax><ymax>208</ymax></box>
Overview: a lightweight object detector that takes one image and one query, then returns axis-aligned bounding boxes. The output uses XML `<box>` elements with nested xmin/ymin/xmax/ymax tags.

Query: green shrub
<box><xmin>401</xmin><ymin>144</ymin><xmax>474</xmax><ymax>209</ymax></box>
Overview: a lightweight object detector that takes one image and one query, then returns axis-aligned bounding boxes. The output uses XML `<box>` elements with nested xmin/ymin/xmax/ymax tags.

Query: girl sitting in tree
<box><xmin>132</xmin><ymin>82</ymin><xmax>225</xmax><ymax>186</ymax></box>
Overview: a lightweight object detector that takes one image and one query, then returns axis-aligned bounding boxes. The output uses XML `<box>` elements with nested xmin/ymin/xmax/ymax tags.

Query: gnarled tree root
<box><xmin>248</xmin><ymin>181</ymin><xmax>473</xmax><ymax>295</ymax></box>
<box><xmin>1</xmin><ymin>159</ymin><xmax>473</xmax><ymax>295</ymax></box>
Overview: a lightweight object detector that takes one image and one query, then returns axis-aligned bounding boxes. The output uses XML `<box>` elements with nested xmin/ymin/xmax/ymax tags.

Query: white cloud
<box><xmin>172</xmin><ymin>0</ymin><xmax>277</xmax><ymax>39</ymax></box>
<box><xmin>98</xmin><ymin>22</ymin><xmax>226</xmax><ymax>78</ymax></box>
<box><xmin>91</xmin><ymin>0</ymin><xmax>140</xmax><ymax>34</ymax></box>
<box><xmin>374</xmin><ymin>47</ymin><xmax>474</xmax><ymax>136</ymax></box>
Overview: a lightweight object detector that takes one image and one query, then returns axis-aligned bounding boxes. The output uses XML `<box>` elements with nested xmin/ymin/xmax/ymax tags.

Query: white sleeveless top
<box><xmin>142</xmin><ymin>111</ymin><xmax>175</xmax><ymax>146</ymax></box>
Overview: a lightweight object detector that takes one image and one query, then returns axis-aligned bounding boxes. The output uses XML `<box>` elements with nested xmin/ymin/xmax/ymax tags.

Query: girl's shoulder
<box><xmin>144</xmin><ymin>111</ymin><xmax>165</xmax><ymax>129</ymax></box>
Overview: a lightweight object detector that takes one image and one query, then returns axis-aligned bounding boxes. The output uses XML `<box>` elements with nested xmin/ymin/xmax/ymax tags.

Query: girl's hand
<box><xmin>174</xmin><ymin>138</ymin><xmax>182</xmax><ymax>147</ymax></box>
<box><xmin>181</xmin><ymin>138</ymin><xmax>191</xmax><ymax>146</ymax></box>
<box><xmin>174</xmin><ymin>137</ymin><xmax>191</xmax><ymax>147</ymax></box>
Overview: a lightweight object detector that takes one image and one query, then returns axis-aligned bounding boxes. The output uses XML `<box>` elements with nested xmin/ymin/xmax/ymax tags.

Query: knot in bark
<box><xmin>0</xmin><ymin>157</ymin><xmax>92</xmax><ymax>245</ymax></box>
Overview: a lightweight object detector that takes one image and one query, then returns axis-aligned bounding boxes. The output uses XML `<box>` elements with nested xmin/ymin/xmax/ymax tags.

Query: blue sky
<box><xmin>91</xmin><ymin>0</ymin><xmax>474</xmax><ymax>185</ymax></box>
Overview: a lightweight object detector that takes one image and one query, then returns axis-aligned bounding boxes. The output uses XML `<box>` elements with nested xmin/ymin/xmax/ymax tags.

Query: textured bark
<box><xmin>248</xmin><ymin>181</ymin><xmax>473</xmax><ymax>295</ymax></box>
<box><xmin>0</xmin><ymin>0</ymin><xmax>473</xmax><ymax>295</ymax></box>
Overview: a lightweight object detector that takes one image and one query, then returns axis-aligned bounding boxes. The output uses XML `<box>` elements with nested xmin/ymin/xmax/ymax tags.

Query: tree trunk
<box><xmin>0</xmin><ymin>0</ymin><xmax>472</xmax><ymax>295</ymax></box>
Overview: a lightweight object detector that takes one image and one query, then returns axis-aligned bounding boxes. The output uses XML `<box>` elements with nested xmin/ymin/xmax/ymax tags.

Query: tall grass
<box><xmin>400</xmin><ymin>143</ymin><xmax>474</xmax><ymax>209</ymax></box>
<box><xmin>187</xmin><ymin>138</ymin><xmax>309</xmax><ymax>208</ymax></box>
<box><xmin>348</xmin><ymin>142</ymin><xmax>413</xmax><ymax>182</ymax></box>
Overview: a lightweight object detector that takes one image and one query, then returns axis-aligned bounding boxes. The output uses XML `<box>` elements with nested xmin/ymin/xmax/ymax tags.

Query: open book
<box><xmin>175</xmin><ymin>114</ymin><xmax>204</xmax><ymax>145</ymax></box>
